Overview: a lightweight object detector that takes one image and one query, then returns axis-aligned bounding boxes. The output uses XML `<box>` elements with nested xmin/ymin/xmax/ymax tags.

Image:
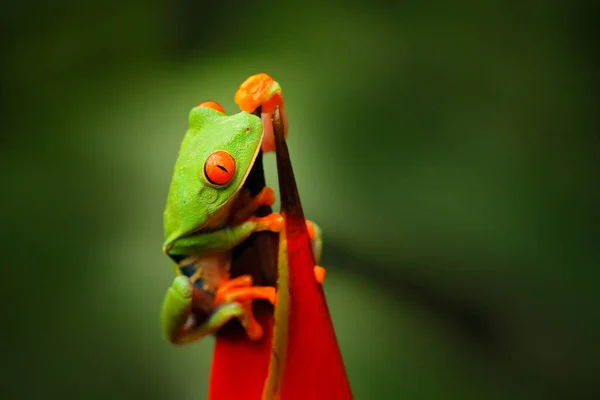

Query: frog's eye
<box><xmin>204</xmin><ymin>151</ymin><xmax>236</xmax><ymax>186</ymax></box>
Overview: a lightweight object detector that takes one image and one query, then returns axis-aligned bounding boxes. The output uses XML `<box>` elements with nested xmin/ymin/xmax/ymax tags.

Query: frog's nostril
<box><xmin>245</xmin><ymin>127</ymin><xmax>250</xmax><ymax>132</ymax></box>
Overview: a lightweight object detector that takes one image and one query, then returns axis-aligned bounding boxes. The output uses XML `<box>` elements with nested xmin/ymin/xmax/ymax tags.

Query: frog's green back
<box><xmin>163</xmin><ymin>106</ymin><xmax>263</xmax><ymax>251</ymax></box>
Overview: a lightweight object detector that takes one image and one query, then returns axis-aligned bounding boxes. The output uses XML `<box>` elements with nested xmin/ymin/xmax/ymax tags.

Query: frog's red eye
<box><xmin>204</xmin><ymin>151</ymin><xmax>235</xmax><ymax>186</ymax></box>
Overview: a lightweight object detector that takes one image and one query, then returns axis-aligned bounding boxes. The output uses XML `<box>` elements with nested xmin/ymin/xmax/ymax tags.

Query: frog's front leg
<box><xmin>306</xmin><ymin>220</ymin><xmax>326</xmax><ymax>284</ymax></box>
<box><xmin>166</xmin><ymin>212</ymin><xmax>284</xmax><ymax>257</ymax></box>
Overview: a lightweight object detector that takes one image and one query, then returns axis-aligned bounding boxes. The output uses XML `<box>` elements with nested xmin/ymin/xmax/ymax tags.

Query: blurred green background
<box><xmin>2</xmin><ymin>0</ymin><xmax>599</xmax><ymax>398</ymax></box>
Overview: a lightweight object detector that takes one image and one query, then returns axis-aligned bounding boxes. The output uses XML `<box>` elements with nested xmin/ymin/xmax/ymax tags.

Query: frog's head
<box><xmin>162</xmin><ymin>105</ymin><xmax>263</xmax><ymax>252</ymax></box>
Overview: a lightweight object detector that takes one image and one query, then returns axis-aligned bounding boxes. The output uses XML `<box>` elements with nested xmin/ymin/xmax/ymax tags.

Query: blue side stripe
<box><xmin>179</xmin><ymin>264</ymin><xmax>206</xmax><ymax>290</ymax></box>
<box><xmin>180</xmin><ymin>264</ymin><xmax>196</xmax><ymax>278</ymax></box>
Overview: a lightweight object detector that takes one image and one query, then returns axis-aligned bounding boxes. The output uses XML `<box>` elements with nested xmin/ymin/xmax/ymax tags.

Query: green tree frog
<box><xmin>160</xmin><ymin>101</ymin><xmax>324</xmax><ymax>345</ymax></box>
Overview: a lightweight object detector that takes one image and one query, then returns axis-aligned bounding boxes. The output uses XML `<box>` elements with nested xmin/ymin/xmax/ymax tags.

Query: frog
<box><xmin>160</xmin><ymin>100</ymin><xmax>325</xmax><ymax>345</ymax></box>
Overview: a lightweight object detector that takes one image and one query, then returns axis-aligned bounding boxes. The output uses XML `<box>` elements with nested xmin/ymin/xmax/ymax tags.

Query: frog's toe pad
<box><xmin>245</xmin><ymin>318</ymin><xmax>264</xmax><ymax>341</ymax></box>
<box><xmin>314</xmin><ymin>265</ymin><xmax>326</xmax><ymax>284</ymax></box>
<box><xmin>261</xmin><ymin>186</ymin><xmax>276</xmax><ymax>207</ymax></box>
<box><xmin>172</xmin><ymin>275</ymin><xmax>193</xmax><ymax>299</ymax></box>
<box><xmin>306</xmin><ymin>221</ymin><xmax>315</xmax><ymax>239</ymax></box>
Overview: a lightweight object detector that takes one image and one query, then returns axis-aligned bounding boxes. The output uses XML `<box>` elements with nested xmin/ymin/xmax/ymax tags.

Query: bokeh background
<box><xmin>3</xmin><ymin>0</ymin><xmax>599</xmax><ymax>398</ymax></box>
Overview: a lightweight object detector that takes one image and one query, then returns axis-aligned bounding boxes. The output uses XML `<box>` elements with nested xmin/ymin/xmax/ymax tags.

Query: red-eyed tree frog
<box><xmin>160</xmin><ymin>100</ymin><xmax>324</xmax><ymax>345</ymax></box>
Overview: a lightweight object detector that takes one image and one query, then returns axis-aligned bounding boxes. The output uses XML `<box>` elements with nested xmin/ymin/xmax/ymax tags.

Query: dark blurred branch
<box><xmin>273</xmin><ymin>106</ymin><xmax>305</xmax><ymax>220</ymax></box>
<box><xmin>322</xmin><ymin>242</ymin><xmax>503</xmax><ymax>352</ymax></box>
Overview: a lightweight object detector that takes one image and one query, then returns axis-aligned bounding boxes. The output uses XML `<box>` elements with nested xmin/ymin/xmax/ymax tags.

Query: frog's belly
<box><xmin>179</xmin><ymin>253</ymin><xmax>231</xmax><ymax>293</ymax></box>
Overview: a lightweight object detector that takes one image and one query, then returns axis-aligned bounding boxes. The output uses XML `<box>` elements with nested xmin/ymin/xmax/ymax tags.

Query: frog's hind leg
<box><xmin>161</xmin><ymin>276</ymin><xmax>194</xmax><ymax>344</ymax></box>
<box><xmin>161</xmin><ymin>276</ymin><xmax>245</xmax><ymax>345</ymax></box>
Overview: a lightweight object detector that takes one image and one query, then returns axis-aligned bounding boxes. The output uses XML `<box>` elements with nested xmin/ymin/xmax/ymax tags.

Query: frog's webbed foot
<box><xmin>214</xmin><ymin>274</ymin><xmax>276</xmax><ymax>341</ymax></box>
<box><xmin>249</xmin><ymin>213</ymin><xmax>284</xmax><ymax>233</ymax></box>
<box><xmin>215</xmin><ymin>275</ymin><xmax>277</xmax><ymax>305</ymax></box>
<box><xmin>234</xmin><ymin>73</ymin><xmax>287</xmax><ymax>154</ymax></box>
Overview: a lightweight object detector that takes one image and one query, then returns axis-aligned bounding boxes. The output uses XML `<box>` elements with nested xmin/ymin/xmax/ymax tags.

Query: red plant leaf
<box><xmin>209</xmin><ymin>313</ymin><xmax>274</xmax><ymax>399</ymax></box>
<box><xmin>209</xmin><ymin>119</ymin><xmax>278</xmax><ymax>400</ymax></box>
<box><xmin>209</xmin><ymin>77</ymin><xmax>352</xmax><ymax>400</ymax></box>
<box><xmin>264</xmin><ymin>106</ymin><xmax>352</xmax><ymax>400</ymax></box>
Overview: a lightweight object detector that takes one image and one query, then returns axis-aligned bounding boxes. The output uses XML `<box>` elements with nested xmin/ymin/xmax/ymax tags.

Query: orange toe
<box><xmin>314</xmin><ymin>265</ymin><xmax>326</xmax><ymax>284</ymax></box>
<box><xmin>245</xmin><ymin>317</ymin><xmax>264</xmax><ymax>341</ymax></box>
<box><xmin>251</xmin><ymin>213</ymin><xmax>284</xmax><ymax>232</ymax></box>
<box><xmin>217</xmin><ymin>286</ymin><xmax>276</xmax><ymax>305</ymax></box>
<box><xmin>238</xmin><ymin>302</ymin><xmax>264</xmax><ymax>341</ymax></box>
<box><xmin>306</xmin><ymin>221</ymin><xmax>315</xmax><ymax>239</ymax></box>
<box><xmin>260</xmin><ymin>186</ymin><xmax>276</xmax><ymax>207</ymax></box>
<box><xmin>263</xmin><ymin>213</ymin><xmax>284</xmax><ymax>231</ymax></box>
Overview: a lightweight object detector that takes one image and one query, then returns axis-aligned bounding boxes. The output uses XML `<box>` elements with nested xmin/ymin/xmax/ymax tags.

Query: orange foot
<box><xmin>314</xmin><ymin>265</ymin><xmax>326</xmax><ymax>284</ymax></box>
<box><xmin>234</xmin><ymin>73</ymin><xmax>282</xmax><ymax>113</ymax></box>
<box><xmin>305</xmin><ymin>220</ymin><xmax>316</xmax><ymax>239</ymax></box>
<box><xmin>249</xmin><ymin>213</ymin><xmax>284</xmax><ymax>233</ymax></box>
<box><xmin>214</xmin><ymin>275</ymin><xmax>277</xmax><ymax>306</ymax></box>
<box><xmin>234</xmin><ymin>73</ymin><xmax>288</xmax><ymax>153</ymax></box>
<box><xmin>230</xmin><ymin>186</ymin><xmax>276</xmax><ymax>225</ymax></box>
<box><xmin>214</xmin><ymin>274</ymin><xmax>277</xmax><ymax>341</ymax></box>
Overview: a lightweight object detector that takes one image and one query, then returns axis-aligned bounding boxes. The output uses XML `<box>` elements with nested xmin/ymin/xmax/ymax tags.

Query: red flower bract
<box><xmin>209</xmin><ymin>79</ymin><xmax>352</xmax><ymax>400</ymax></box>
<box><xmin>276</xmin><ymin>213</ymin><xmax>353</xmax><ymax>400</ymax></box>
<box><xmin>209</xmin><ymin>314</ymin><xmax>274</xmax><ymax>399</ymax></box>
